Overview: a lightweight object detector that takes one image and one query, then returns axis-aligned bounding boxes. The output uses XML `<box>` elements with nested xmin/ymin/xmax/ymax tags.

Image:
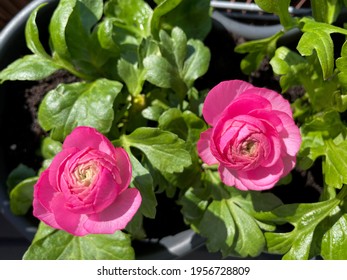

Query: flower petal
<box><xmin>275</xmin><ymin>111</ymin><xmax>302</xmax><ymax>156</ymax></box>
<box><xmin>219</xmin><ymin>165</ymin><xmax>248</xmax><ymax>191</ymax></box>
<box><xmin>63</xmin><ymin>126</ymin><xmax>116</xmax><ymax>156</ymax></box>
<box><xmin>84</xmin><ymin>188</ymin><xmax>142</xmax><ymax>234</ymax></box>
<box><xmin>48</xmin><ymin>147</ymin><xmax>78</xmax><ymax>191</ymax></box>
<box><xmin>246</xmin><ymin>87</ymin><xmax>293</xmax><ymax>117</ymax></box>
<box><xmin>239</xmin><ymin>160</ymin><xmax>284</xmax><ymax>191</ymax></box>
<box><xmin>33</xmin><ymin>171</ymin><xmax>60</xmax><ymax>229</ymax></box>
<box><xmin>113</xmin><ymin>147</ymin><xmax>132</xmax><ymax>193</ymax></box>
<box><xmin>50</xmin><ymin>194</ymin><xmax>89</xmax><ymax>236</ymax></box>
<box><xmin>197</xmin><ymin>128</ymin><xmax>218</xmax><ymax>165</ymax></box>
<box><xmin>203</xmin><ymin>80</ymin><xmax>254</xmax><ymax>125</ymax></box>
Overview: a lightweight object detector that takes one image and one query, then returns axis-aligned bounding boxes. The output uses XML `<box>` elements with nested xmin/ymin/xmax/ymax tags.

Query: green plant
<box><xmin>235</xmin><ymin>0</ymin><xmax>347</xmax><ymax>259</ymax></box>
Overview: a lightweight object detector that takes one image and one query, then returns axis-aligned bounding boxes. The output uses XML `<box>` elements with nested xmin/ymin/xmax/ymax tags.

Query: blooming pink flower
<box><xmin>33</xmin><ymin>126</ymin><xmax>141</xmax><ymax>236</ymax></box>
<box><xmin>197</xmin><ymin>80</ymin><xmax>302</xmax><ymax>191</ymax></box>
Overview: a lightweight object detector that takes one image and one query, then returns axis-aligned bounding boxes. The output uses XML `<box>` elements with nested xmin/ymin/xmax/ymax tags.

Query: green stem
<box><xmin>337</xmin><ymin>184</ymin><xmax>347</xmax><ymax>200</ymax></box>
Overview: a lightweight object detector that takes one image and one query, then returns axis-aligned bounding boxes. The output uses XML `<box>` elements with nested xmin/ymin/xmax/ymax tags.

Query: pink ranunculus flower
<box><xmin>33</xmin><ymin>126</ymin><xmax>141</xmax><ymax>236</ymax></box>
<box><xmin>197</xmin><ymin>80</ymin><xmax>302</xmax><ymax>191</ymax></box>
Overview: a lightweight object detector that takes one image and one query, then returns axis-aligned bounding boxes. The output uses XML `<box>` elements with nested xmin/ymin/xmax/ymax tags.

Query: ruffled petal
<box><xmin>84</xmin><ymin>188</ymin><xmax>142</xmax><ymax>234</ymax></box>
<box><xmin>63</xmin><ymin>126</ymin><xmax>116</xmax><ymax>156</ymax></box>
<box><xmin>33</xmin><ymin>170</ymin><xmax>61</xmax><ymax>229</ymax></box>
<box><xmin>50</xmin><ymin>194</ymin><xmax>89</xmax><ymax>236</ymax></box>
<box><xmin>113</xmin><ymin>147</ymin><xmax>132</xmax><ymax>193</ymax></box>
<box><xmin>238</xmin><ymin>160</ymin><xmax>284</xmax><ymax>191</ymax></box>
<box><xmin>48</xmin><ymin>147</ymin><xmax>78</xmax><ymax>191</ymax></box>
<box><xmin>219</xmin><ymin>165</ymin><xmax>248</xmax><ymax>191</ymax></box>
<box><xmin>34</xmin><ymin>170</ymin><xmax>57</xmax><ymax>212</ymax></box>
<box><xmin>246</xmin><ymin>87</ymin><xmax>293</xmax><ymax>117</ymax></box>
<box><xmin>203</xmin><ymin>80</ymin><xmax>254</xmax><ymax>126</ymax></box>
<box><xmin>274</xmin><ymin>111</ymin><xmax>302</xmax><ymax>156</ymax></box>
<box><xmin>197</xmin><ymin>128</ymin><xmax>218</xmax><ymax>165</ymax></box>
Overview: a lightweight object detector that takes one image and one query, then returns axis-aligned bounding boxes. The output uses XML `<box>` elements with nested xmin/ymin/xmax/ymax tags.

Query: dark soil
<box><xmin>24</xmin><ymin>70</ymin><xmax>80</xmax><ymax>137</ymax></box>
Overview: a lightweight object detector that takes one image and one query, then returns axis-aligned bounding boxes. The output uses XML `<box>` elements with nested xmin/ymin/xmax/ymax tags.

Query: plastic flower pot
<box><xmin>210</xmin><ymin>0</ymin><xmax>311</xmax><ymax>40</ymax></box>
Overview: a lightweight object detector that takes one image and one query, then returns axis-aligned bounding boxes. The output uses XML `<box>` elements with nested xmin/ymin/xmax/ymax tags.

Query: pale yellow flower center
<box><xmin>73</xmin><ymin>163</ymin><xmax>98</xmax><ymax>187</ymax></box>
<box><xmin>241</xmin><ymin>140</ymin><xmax>257</xmax><ymax>156</ymax></box>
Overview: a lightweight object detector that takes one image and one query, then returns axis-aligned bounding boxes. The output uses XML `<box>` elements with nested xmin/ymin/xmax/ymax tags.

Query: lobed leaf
<box><xmin>255</xmin><ymin>0</ymin><xmax>294</xmax><ymax>29</ymax></box>
<box><xmin>311</xmin><ymin>0</ymin><xmax>343</xmax><ymax>24</ymax></box>
<box><xmin>257</xmin><ymin>198</ymin><xmax>341</xmax><ymax>259</ymax></box>
<box><xmin>104</xmin><ymin>0</ymin><xmax>152</xmax><ymax>38</ymax></box>
<box><xmin>24</xmin><ymin>223</ymin><xmax>134</xmax><ymax>260</ymax></box>
<box><xmin>38</xmin><ymin>79</ymin><xmax>123</xmax><ymax>141</ymax></box>
<box><xmin>321</xmin><ymin>213</ymin><xmax>347</xmax><ymax>259</ymax></box>
<box><xmin>297</xmin><ymin>18</ymin><xmax>347</xmax><ymax>80</ymax></box>
<box><xmin>235</xmin><ymin>31</ymin><xmax>283</xmax><ymax>75</ymax></box>
<box><xmin>121</xmin><ymin>127</ymin><xmax>192</xmax><ymax>174</ymax></box>
<box><xmin>180</xmin><ymin>171</ymin><xmax>282</xmax><ymax>258</ymax></box>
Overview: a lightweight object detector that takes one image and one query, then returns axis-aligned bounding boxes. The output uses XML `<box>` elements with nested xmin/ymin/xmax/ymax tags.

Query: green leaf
<box><xmin>311</xmin><ymin>0</ymin><xmax>343</xmax><ymax>24</ymax></box>
<box><xmin>158</xmin><ymin>108</ymin><xmax>206</xmax><ymax>149</ymax></box>
<box><xmin>120</xmin><ymin>127</ymin><xmax>192</xmax><ymax>174</ymax></box>
<box><xmin>323</xmin><ymin>140</ymin><xmax>347</xmax><ymax>189</ymax></box>
<box><xmin>97</xmin><ymin>18</ymin><xmax>121</xmax><ymax>53</ymax></box>
<box><xmin>336</xmin><ymin>41</ymin><xmax>347</xmax><ymax>88</ymax></box>
<box><xmin>65</xmin><ymin>0</ymin><xmax>114</xmax><ymax>78</ymax></box>
<box><xmin>144</xmin><ymin>27</ymin><xmax>209</xmax><ymax>99</ymax></box>
<box><xmin>40</xmin><ymin>137</ymin><xmax>63</xmax><ymax>159</ymax></box>
<box><xmin>157</xmin><ymin>109</ymin><xmax>206</xmax><ymax>190</ymax></box>
<box><xmin>104</xmin><ymin>0</ymin><xmax>152</xmax><ymax>38</ymax></box>
<box><xmin>0</xmin><ymin>55</ymin><xmax>60</xmax><ymax>83</ymax></box>
<box><xmin>301</xmin><ymin>110</ymin><xmax>345</xmax><ymax>140</ymax></box>
<box><xmin>151</xmin><ymin>0</ymin><xmax>183</xmax><ymax>39</ymax></box>
<box><xmin>179</xmin><ymin>188</ymin><xmax>209</xmax><ymax>231</ymax></box>
<box><xmin>38</xmin><ymin>79</ymin><xmax>123</xmax><ymax>141</ymax></box>
<box><xmin>297</xmin><ymin>31</ymin><xmax>334</xmax><ymax>80</ymax></box>
<box><xmin>299</xmin><ymin>110</ymin><xmax>347</xmax><ymax>188</ymax></box>
<box><xmin>117</xmin><ymin>58</ymin><xmax>145</xmax><ymax>96</ymax></box>
<box><xmin>6</xmin><ymin>164</ymin><xmax>36</xmax><ymax>192</ymax></box>
<box><xmin>142</xmin><ymin>105</ymin><xmax>166</xmax><ymax>121</ymax></box>
<box><xmin>25</xmin><ymin>3</ymin><xmax>50</xmax><ymax>58</ymax></box>
<box><xmin>297</xmin><ymin>18</ymin><xmax>347</xmax><ymax>80</ymax></box>
<box><xmin>159</xmin><ymin>27</ymin><xmax>187</xmax><ymax>72</ymax></box>
<box><xmin>321</xmin><ymin>213</ymin><xmax>347</xmax><ymax>259</ymax></box>
<box><xmin>257</xmin><ymin>199</ymin><xmax>340</xmax><ymax>259</ymax></box>
<box><xmin>24</xmin><ymin>223</ymin><xmax>134</xmax><ymax>260</ymax></box>
<box><xmin>128</xmin><ymin>153</ymin><xmax>157</xmax><ymax>218</ymax></box>
<box><xmin>181</xmin><ymin>174</ymin><xmax>282</xmax><ymax>258</ymax></box>
<box><xmin>255</xmin><ymin>0</ymin><xmax>294</xmax><ymax>29</ymax></box>
<box><xmin>144</xmin><ymin>54</ymin><xmax>187</xmax><ymax>97</ymax></box>
<box><xmin>10</xmin><ymin>177</ymin><xmax>38</xmax><ymax>215</ymax></box>
<box><xmin>235</xmin><ymin>31</ymin><xmax>283</xmax><ymax>75</ymax></box>
<box><xmin>270</xmin><ymin>46</ymin><xmax>309</xmax><ymax>92</ymax></box>
<box><xmin>125</xmin><ymin>211</ymin><xmax>146</xmax><ymax>240</ymax></box>
<box><xmin>182</xmin><ymin>39</ymin><xmax>210</xmax><ymax>87</ymax></box>
<box><xmin>49</xmin><ymin>0</ymin><xmax>76</xmax><ymax>61</ymax></box>
<box><xmin>151</xmin><ymin>0</ymin><xmax>211</xmax><ymax>40</ymax></box>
